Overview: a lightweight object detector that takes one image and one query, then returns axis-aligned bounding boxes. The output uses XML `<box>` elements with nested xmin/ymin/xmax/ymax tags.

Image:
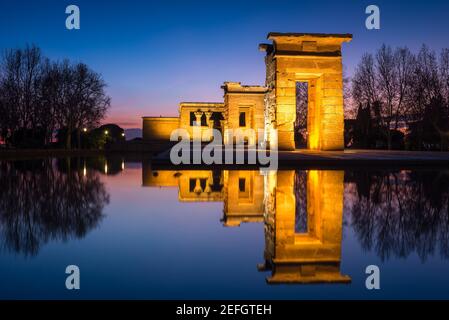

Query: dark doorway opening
<box><xmin>295</xmin><ymin>82</ymin><xmax>308</xmax><ymax>149</ymax></box>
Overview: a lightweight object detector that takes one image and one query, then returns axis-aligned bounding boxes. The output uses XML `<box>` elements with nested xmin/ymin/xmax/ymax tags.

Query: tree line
<box><xmin>346</xmin><ymin>44</ymin><xmax>449</xmax><ymax>150</ymax></box>
<box><xmin>0</xmin><ymin>45</ymin><xmax>111</xmax><ymax>149</ymax></box>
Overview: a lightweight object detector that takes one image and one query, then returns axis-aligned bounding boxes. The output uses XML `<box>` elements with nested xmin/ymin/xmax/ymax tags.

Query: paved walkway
<box><xmin>153</xmin><ymin>148</ymin><xmax>449</xmax><ymax>168</ymax></box>
<box><xmin>280</xmin><ymin>149</ymin><xmax>449</xmax><ymax>161</ymax></box>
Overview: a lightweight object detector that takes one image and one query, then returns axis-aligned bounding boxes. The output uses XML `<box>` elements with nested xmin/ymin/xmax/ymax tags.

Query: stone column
<box><xmin>194</xmin><ymin>111</ymin><xmax>203</xmax><ymax>126</ymax></box>
<box><xmin>220</xmin><ymin>120</ymin><xmax>227</xmax><ymax>144</ymax></box>
<box><xmin>204</xmin><ymin>179</ymin><xmax>212</xmax><ymax>194</ymax></box>
<box><xmin>205</xmin><ymin>111</ymin><xmax>213</xmax><ymax>128</ymax></box>
<box><xmin>193</xmin><ymin>178</ymin><xmax>202</xmax><ymax>194</ymax></box>
<box><xmin>193</xmin><ymin>111</ymin><xmax>203</xmax><ymax>141</ymax></box>
<box><xmin>205</xmin><ymin>111</ymin><xmax>214</xmax><ymax>141</ymax></box>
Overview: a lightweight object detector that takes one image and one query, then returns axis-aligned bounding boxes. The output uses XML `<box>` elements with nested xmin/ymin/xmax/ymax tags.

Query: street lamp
<box><xmin>104</xmin><ymin>130</ymin><xmax>109</xmax><ymax>135</ymax></box>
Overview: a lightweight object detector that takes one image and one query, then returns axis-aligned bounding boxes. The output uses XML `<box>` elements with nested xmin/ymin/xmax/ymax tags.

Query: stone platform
<box><xmin>277</xmin><ymin>149</ymin><xmax>449</xmax><ymax>168</ymax></box>
<box><xmin>151</xmin><ymin>148</ymin><xmax>449</xmax><ymax>169</ymax></box>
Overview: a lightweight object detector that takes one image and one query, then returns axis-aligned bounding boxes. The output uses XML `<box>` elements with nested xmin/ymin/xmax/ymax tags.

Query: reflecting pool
<box><xmin>0</xmin><ymin>157</ymin><xmax>449</xmax><ymax>299</ymax></box>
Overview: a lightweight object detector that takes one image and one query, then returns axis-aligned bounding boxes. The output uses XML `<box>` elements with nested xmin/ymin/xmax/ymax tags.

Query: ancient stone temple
<box><xmin>142</xmin><ymin>32</ymin><xmax>352</xmax><ymax>151</ymax></box>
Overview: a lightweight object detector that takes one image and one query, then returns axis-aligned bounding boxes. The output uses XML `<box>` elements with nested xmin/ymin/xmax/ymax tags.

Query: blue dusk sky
<box><xmin>1</xmin><ymin>0</ymin><xmax>448</xmax><ymax>128</ymax></box>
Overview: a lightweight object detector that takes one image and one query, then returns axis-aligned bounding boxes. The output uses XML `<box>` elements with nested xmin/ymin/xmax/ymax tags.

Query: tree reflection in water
<box><xmin>345</xmin><ymin>170</ymin><xmax>449</xmax><ymax>262</ymax></box>
<box><xmin>0</xmin><ymin>158</ymin><xmax>109</xmax><ymax>256</ymax></box>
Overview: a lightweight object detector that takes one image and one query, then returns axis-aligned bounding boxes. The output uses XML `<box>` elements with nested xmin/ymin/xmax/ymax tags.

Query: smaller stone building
<box><xmin>142</xmin><ymin>82</ymin><xmax>267</xmax><ymax>143</ymax></box>
<box><xmin>142</xmin><ymin>117</ymin><xmax>179</xmax><ymax>141</ymax></box>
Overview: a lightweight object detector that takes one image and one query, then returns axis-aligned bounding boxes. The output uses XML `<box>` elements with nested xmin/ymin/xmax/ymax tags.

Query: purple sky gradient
<box><xmin>1</xmin><ymin>0</ymin><xmax>448</xmax><ymax>128</ymax></box>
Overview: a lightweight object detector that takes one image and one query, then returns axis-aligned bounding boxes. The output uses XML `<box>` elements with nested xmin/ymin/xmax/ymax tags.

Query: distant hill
<box><xmin>124</xmin><ymin>128</ymin><xmax>142</xmax><ymax>140</ymax></box>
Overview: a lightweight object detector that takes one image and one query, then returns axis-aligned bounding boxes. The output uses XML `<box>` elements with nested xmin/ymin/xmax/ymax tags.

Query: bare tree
<box><xmin>38</xmin><ymin>59</ymin><xmax>60</xmax><ymax>145</ymax></box>
<box><xmin>73</xmin><ymin>63</ymin><xmax>110</xmax><ymax>148</ymax></box>
<box><xmin>343</xmin><ymin>65</ymin><xmax>355</xmax><ymax>119</ymax></box>
<box><xmin>0</xmin><ymin>48</ymin><xmax>23</xmax><ymax>143</ymax></box>
<box><xmin>2</xmin><ymin>45</ymin><xmax>43</xmax><ymax>130</ymax></box>
<box><xmin>352</xmin><ymin>53</ymin><xmax>379</xmax><ymax>106</ymax></box>
<box><xmin>394</xmin><ymin>47</ymin><xmax>415</xmax><ymax>126</ymax></box>
<box><xmin>376</xmin><ymin>44</ymin><xmax>398</xmax><ymax>149</ymax></box>
<box><xmin>0</xmin><ymin>45</ymin><xmax>110</xmax><ymax>149</ymax></box>
<box><xmin>440</xmin><ymin>49</ymin><xmax>449</xmax><ymax>105</ymax></box>
<box><xmin>409</xmin><ymin>45</ymin><xmax>441</xmax><ymax>149</ymax></box>
<box><xmin>412</xmin><ymin>45</ymin><xmax>440</xmax><ymax>111</ymax></box>
<box><xmin>54</xmin><ymin>61</ymin><xmax>110</xmax><ymax>149</ymax></box>
<box><xmin>351</xmin><ymin>44</ymin><xmax>449</xmax><ymax>150</ymax></box>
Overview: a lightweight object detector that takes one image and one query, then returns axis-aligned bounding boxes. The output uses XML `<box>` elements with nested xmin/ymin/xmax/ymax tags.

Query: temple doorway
<box><xmin>295</xmin><ymin>81</ymin><xmax>308</xmax><ymax>149</ymax></box>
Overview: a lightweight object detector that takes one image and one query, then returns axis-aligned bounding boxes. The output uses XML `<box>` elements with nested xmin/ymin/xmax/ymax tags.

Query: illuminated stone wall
<box><xmin>141</xmin><ymin>168</ymin><xmax>265</xmax><ymax>226</ymax></box>
<box><xmin>142</xmin><ymin>117</ymin><xmax>180</xmax><ymax>141</ymax></box>
<box><xmin>142</xmin><ymin>166</ymin><xmax>180</xmax><ymax>187</ymax></box>
<box><xmin>222</xmin><ymin>170</ymin><xmax>264</xmax><ymax>226</ymax></box>
<box><xmin>221</xmin><ymin>82</ymin><xmax>266</xmax><ymax>144</ymax></box>
<box><xmin>142</xmin><ymin>33</ymin><xmax>351</xmax><ymax>149</ymax></box>
<box><xmin>261</xmin><ymin>33</ymin><xmax>352</xmax><ymax>150</ymax></box>
<box><xmin>261</xmin><ymin>170</ymin><xmax>350</xmax><ymax>284</ymax></box>
<box><xmin>178</xmin><ymin>102</ymin><xmax>225</xmax><ymax>141</ymax></box>
<box><xmin>177</xmin><ymin>170</ymin><xmax>224</xmax><ymax>202</ymax></box>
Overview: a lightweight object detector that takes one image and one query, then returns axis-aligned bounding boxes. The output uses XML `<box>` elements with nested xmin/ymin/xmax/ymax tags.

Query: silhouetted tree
<box><xmin>0</xmin><ymin>45</ymin><xmax>111</xmax><ymax>149</ymax></box>
<box><xmin>350</xmin><ymin>44</ymin><xmax>449</xmax><ymax>150</ymax></box>
<box><xmin>53</xmin><ymin>61</ymin><xmax>110</xmax><ymax>149</ymax></box>
<box><xmin>0</xmin><ymin>45</ymin><xmax>44</xmax><ymax>146</ymax></box>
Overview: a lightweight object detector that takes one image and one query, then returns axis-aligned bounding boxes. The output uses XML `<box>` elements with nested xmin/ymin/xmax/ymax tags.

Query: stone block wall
<box><xmin>179</xmin><ymin>103</ymin><xmax>225</xmax><ymax>141</ymax></box>
<box><xmin>262</xmin><ymin>33</ymin><xmax>351</xmax><ymax>151</ymax></box>
<box><xmin>264</xmin><ymin>169</ymin><xmax>350</xmax><ymax>284</ymax></box>
<box><xmin>222</xmin><ymin>82</ymin><xmax>267</xmax><ymax>144</ymax></box>
<box><xmin>142</xmin><ymin>117</ymin><xmax>180</xmax><ymax>141</ymax></box>
<box><xmin>223</xmin><ymin>170</ymin><xmax>264</xmax><ymax>226</ymax></box>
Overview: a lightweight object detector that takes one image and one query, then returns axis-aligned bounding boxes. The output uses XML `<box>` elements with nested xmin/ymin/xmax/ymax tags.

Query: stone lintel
<box><xmin>142</xmin><ymin>116</ymin><xmax>179</xmax><ymax>120</ymax></box>
<box><xmin>266</xmin><ymin>32</ymin><xmax>352</xmax><ymax>58</ymax></box>
<box><xmin>267</xmin><ymin>32</ymin><xmax>353</xmax><ymax>42</ymax></box>
<box><xmin>221</xmin><ymin>81</ymin><xmax>267</xmax><ymax>94</ymax></box>
<box><xmin>274</xmin><ymin>50</ymin><xmax>342</xmax><ymax>57</ymax></box>
<box><xmin>179</xmin><ymin>102</ymin><xmax>224</xmax><ymax>109</ymax></box>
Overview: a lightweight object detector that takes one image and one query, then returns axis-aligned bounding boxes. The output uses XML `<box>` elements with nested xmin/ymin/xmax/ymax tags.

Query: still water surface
<box><xmin>0</xmin><ymin>157</ymin><xmax>448</xmax><ymax>299</ymax></box>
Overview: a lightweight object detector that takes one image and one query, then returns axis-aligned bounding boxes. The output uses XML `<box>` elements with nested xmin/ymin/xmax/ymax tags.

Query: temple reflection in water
<box><xmin>143</xmin><ymin>166</ymin><xmax>351</xmax><ymax>284</ymax></box>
